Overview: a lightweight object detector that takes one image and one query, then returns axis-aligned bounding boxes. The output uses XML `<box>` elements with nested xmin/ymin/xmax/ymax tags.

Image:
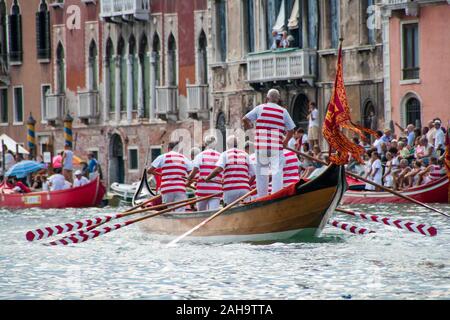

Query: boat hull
<box><xmin>0</xmin><ymin>177</ymin><xmax>106</xmax><ymax>209</ymax></box>
<box><xmin>342</xmin><ymin>176</ymin><xmax>449</xmax><ymax>205</ymax></box>
<box><xmin>140</xmin><ymin>165</ymin><xmax>346</xmax><ymax>243</ymax></box>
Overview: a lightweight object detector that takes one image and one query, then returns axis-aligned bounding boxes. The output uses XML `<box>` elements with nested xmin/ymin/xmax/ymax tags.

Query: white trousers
<box><xmin>255</xmin><ymin>150</ymin><xmax>285</xmax><ymax>198</ymax></box>
<box><xmin>197</xmin><ymin>198</ymin><xmax>221</xmax><ymax>211</ymax></box>
<box><xmin>223</xmin><ymin>189</ymin><xmax>248</xmax><ymax>205</ymax></box>
<box><xmin>162</xmin><ymin>192</ymin><xmax>187</xmax><ymax>212</ymax></box>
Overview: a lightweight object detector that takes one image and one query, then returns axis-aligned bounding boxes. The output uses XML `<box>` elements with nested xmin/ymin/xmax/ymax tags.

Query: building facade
<box><xmin>382</xmin><ymin>0</ymin><xmax>450</xmax><ymax>130</ymax></box>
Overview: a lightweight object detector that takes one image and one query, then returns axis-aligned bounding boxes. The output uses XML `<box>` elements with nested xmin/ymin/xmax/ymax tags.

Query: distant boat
<box><xmin>0</xmin><ymin>176</ymin><xmax>106</xmax><ymax>209</ymax></box>
<box><xmin>139</xmin><ymin>164</ymin><xmax>346</xmax><ymax>243</ymax></box>
<box><xmin>342</xmin><ymin>176</ymin><xmax>449</xmax><ymax>204</ymax></box>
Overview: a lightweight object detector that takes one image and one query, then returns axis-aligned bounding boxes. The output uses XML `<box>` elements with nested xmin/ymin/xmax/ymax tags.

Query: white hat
<box><xmin>434</xmin><ymin>120</ymin><xmax>441</xmax><ymax>125</ymax></box>
<box><xmin>74</xmin><ymin>170</ymin><xmax>82</xmax><ymax>175</ymax></box>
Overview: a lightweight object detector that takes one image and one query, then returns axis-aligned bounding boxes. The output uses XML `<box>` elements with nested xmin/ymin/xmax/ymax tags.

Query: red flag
<box><xmin>322</xmin><ymin>41</ymin><xmax>377</xmax><ymax>165</ymax></box>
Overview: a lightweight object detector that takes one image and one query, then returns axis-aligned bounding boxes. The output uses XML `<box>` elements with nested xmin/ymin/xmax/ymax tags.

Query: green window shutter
<box><xmin>9</xmin><ymin>14</ymin><xmax>22</xmax><ymax>62</ymax></box>
<box><xmin>0</xmin><ymin>88</ymin><xmax>8</xmax><ymax>123</ymax></box>
<box><xmin>35</xmin><ymin>11</ymin><xmax>50</xmax><ymax>59</ymax></box>
<box><xmin>143</xmin><ymin>55</ymin><xmax>150</xmax><ymax>118</ymax></box>
<box><xmin>120</xmin><ymin>56</ymin><xmax>127</xmax><ymax>111</ymax></box>
<box><xmin>132</xmin><ymin>55</ymin><xmax>138</xmax><ymax>111</ymax></box>
<box><xmin>109</xmin><ymin>58</ymin><xmax>115</xmax><ymax>112</ymax></box>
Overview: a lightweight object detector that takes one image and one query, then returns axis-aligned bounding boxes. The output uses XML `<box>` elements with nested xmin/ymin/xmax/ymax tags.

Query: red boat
<box><xmin>0</xmin><ymin>176</ymin><xmax>106</xmax><ymax>209</ymax></box>
<box><xmin>342</xmin><ymin>176</ymin><xmax>449</xmax><ymax>204</ymax></box>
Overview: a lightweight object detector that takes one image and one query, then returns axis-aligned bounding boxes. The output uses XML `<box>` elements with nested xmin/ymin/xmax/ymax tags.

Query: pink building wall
<box><xmin>389</xmin><ymin>4</ymin><xmax>450</xmax><ymax>128</ymax></box>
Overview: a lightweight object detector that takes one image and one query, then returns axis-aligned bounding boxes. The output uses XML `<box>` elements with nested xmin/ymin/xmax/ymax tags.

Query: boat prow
<box><xmin>139</xmin><ymin>164</ymin><xmax>346</xmax><ymax>243</ymax></box>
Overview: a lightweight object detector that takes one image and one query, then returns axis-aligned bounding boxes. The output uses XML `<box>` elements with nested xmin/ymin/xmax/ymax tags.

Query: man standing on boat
<box><xmin>147</xmin><ymin>141</ymin><xmax>193</xmax><ymax>212</ymax></box>
<box><xmin>206</xmin><ymin>135</ymin><xmax>255</xmax><ymax>205</ymax></box>
<box><xmin>61</xmin><ymin>143</ymin><xmax>74</xmax><ymax>184</ymax></box>
<box><xmin>242</xmin><ymin>89</ymin><xmax>296</xmax><ymax>198</ymax></box>
<box><xmin>186</xmin><ymin>136</ymin><xmax>223</xmax><ymax>211</ymax></box>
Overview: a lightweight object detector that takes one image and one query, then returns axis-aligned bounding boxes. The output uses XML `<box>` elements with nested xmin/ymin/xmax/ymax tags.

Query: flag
<box><xmin>322</xmin><ymin>41</ymin><xmax>377</xmax><ymax>165</ymax></box>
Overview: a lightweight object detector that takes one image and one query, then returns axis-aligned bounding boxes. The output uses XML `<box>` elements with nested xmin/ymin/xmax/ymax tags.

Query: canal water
<box><xmin>0</xmin><ymin>203</ymin><xmax>449</xmax><ymax>300</ymax></box>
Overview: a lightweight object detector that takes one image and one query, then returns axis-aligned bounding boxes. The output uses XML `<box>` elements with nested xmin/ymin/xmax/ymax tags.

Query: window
<box><xmin>129</xmin><ymin>35</ymin><xmax>138</xmax><ymax>111</ymax></box>
<box><xmin>139</xmin><ymin>34</ymin><xmax>149</xmax><ymax>118</ymax></box>
<box><xmin>41</xmin><ymin>84</ymin><xmax>50</xmax><ymax>122</ymax></box>
<box><xmin>13</xmin><ymin>86</ymin><xmax>23</xmax><ymax>123</ymax></box>
<box><xmin>56</xmin><ymin>43</ymin><xmax>65</xmax><ymax>94</ymax></box>
<box><xmin>0</xmin><ymin>87</ymin><xmax>7</xmax><ymax>123</ymax></box>
<box><xmin>266</xmin><ymin>0</ymin><xmax>282</xmax><ymax>49</ymax></box>
<box><xmin>242</xmin><ymin>0</ymin><xmax>254</xmax><ymax>53</ymax></box>
<box><xmin>106</xmin><ymin>38</ymin><xmax>115</xmax><ymax>112</ymax></box>
<box><xmin>118</xmin><ymin>37</ymin><xmax>126</xmax><ymax>111</ymax></box>
<box><xmin>215</xmin><ymin>0</ymin><xmax>227</xmax><ymax>62</ymax></box>
<box><xmin>150</xmin><ymin>147</ymin><xmax>161</xmax><ymax>162</ymax></box>
<box><xmin>36</xmin><ymin>0</ymin><xmax>51</xmax><ymax>61</ymax></box>
<box><xmin>405</xmin><ymin>97</ymin><xmax>421</xmax><ymax>128</ymax></box>
<box><xmin>88</xmin><ymin>40</ymin><xmax>97</xmax><ymax>91</ymax></box>
<box><xmin>167</xmin><ymin>33</ymin><xmax>177</xmax><ymax>86</ymax></box>
<box><xmin>330</xmin><ymin>0</ymin><xmax>340</xmax><ymax>48</ymax></box>
<box><xmin>152</xmin><ymin>33</ymin><xmax>161</xmax><ymax>86</ymax></box>
<box><xmin>9</xmin><ymin>0</ymin><xmax>23</xmax><ymax>63</ymax></box>
<box><xmin>0</xmin><ymin>0</ymin><xmax>7</xmax><ymax>64</ymax></box>
<box><xmin>198</xmin><ymin>30</ymin><xmax>208</xmax><ymax>84</ymax></box>
<box><xmin>402</xmin><ymin>23</ymin><xmax>419</xmax><ymax>80</ymax></box>
<box><xmin>128</xmin><ymin>148</ymin><xmax>138</xmax><ymax>171</ymax></box>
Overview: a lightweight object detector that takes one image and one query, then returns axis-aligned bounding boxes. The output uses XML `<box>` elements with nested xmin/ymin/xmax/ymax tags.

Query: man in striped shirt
<box><xmin>147</xmin><ymin>142</ymin><xmax>193</xmax><ymax>212</ymax></box>
<box><xmin>187</xmin><ymin>136</ymin><xmax>223</xmax><ymax>211</ymax></box>
<box><xmin>242</xmin><ymin>89</ymin><xmax>296</xmax><ymax>198</ymax></box>
<box><xmin>206</xmin><ymin>136</ymin><xmax>255</xmax><ymax>205</ymax></box>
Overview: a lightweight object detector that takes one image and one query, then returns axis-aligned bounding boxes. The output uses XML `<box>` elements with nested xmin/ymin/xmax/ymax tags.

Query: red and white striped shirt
<box><xmin>193</xmin><ymin>149</ymin><xmax>223</xmax><ymax>197</ymax></box>
<box><xmin>216</xmin><ymin>149</ymin><xmax>254</xmax><ymax>192</ymax></box>
<box><xmin>245</xmin><ymin>103</ymin><xmax>295</xmax><ymax>151</ymax></box>
<box><xmin>151</xmin><ymin>151</ymin><xmax>193</xmax><ymax>195</ymax></box>
<box><xmin>283</xmin><ymin>149</ymin><xmax>300</xmax><ymax>187</ymax></box>
<box><xmin>429</xmin><ymin>164</ymin><xmax>446</xmax><ymax>181</ymax></box>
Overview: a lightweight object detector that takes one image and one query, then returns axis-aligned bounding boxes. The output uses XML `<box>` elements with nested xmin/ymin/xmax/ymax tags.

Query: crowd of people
<box><xmin>0</xmin><ymin>143</ymin><xmax>100</xmax><ymax>194</ymax></box>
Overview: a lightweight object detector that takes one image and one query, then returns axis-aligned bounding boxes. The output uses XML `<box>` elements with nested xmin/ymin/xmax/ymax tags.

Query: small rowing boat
<box><xmin>342</xmin><ymin>176</ymin><xmax>449</xmax><ymax>205</ymax></box>
<box><xmin>0</xmin><ymin>176</ymin><xmax>106</xmax><ymax>209</ymax></box>
<box><xmin>139</xmin><ymin>164</ymin><xmax>346</xmax><ymax>243</ymax></box>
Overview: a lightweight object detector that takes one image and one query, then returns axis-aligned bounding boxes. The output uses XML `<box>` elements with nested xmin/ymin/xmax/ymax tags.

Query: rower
<box><xmin>187</xmin><ymin>136</ymin><xmax>222</xmax><ymax>211</ymax></box>
<box><xmin>206</xmin><ymin>135</ymin><xmax>255</xmax><ymax>205</ymax></box>
<box><xmin>242</xmin><ymin>89</ymin><xmax>296</xmax><ymax>198</ymax></box>
<box><xmin>147</xmin><ymin>141</ymin><xmax>193</xmax><ymax>212</ymax></box>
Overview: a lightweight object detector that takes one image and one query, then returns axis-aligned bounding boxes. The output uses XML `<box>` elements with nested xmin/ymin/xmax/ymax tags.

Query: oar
<box><xmin>26</xmin><ymin>194</ymin><xmax>169</xmax><ymax>242</ymax></box>
<box><xmin>48</xmin><ymin>193</ymin><xmax>221</xmax><ymax>246</ymax></box>
<box><xmin>328</xmin><ymin>219</ymin><xmax>375</xmax><ymax>235</ymax></box>
<box><xmin>167</xmin><ymin>189</ymin><xmax>256</xmax><ymax>246</ymax></box>
<box><xmin>287</xmin><ymin>148</ymin><xmax>450</xmax><ymax>218</ymax></box>
<box><xmin>336</xmin><ymin>208</ymin><xmax>438</xmax><ymax>237</ymax></box>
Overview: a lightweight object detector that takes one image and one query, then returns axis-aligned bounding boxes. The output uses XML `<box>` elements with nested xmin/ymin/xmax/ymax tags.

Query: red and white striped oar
<box><xmin>328</xmin><ymin>220</ymin><xmax>375</xmax><ymax>235</ymax></box>
<box><xmin>47</xmin><ymin>193</ymin><xmax>220</xmax><ymax>246</ymax></box>
<box><xmin>26</xmin><ymin>195</ymin><xmax>162</xmax><ymax>242</ymax></box>
<box><xmin>336</xmin><ymin>208</ymin><xmax>438</xmax><ymax>237</ymax></box>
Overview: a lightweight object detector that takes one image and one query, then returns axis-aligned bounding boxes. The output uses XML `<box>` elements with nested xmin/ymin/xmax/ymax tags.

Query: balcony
<box><xmin>45</xmin><ymin>94</ymin><xmax>65</xmax><ymax>121</ymax></box>
<box><xmin>156</xmin><ymin>86</ymin><xmax>178</xmax><ymax>120</ymax></box>
<box><xmin>187</xmin><ymin>84</ymin><xmax>209</xmax><ymax>119</ymax></box>
<box><xmin>247</xmin><ymin>48</ymin><xmax>316</xmax><ymax>87</ymax></box>
<box><xmin>382</xmin><ymin>0</ymin><xmax>449</xmax><ymax>16</ymax></box>
<box><xmin>100</xmin><ymin>0</ymin><xmax>150</xmax><ymax>21</ymax></box>
<box><xmin>78</xmin><ymin>91</ymin><xmax>99</xmax><ymax>119</ymax></box>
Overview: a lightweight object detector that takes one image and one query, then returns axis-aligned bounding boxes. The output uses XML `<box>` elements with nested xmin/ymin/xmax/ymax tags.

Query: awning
<box><xmin>0</xmin><ymin>134</ymin><xmax>30</xmax><ymax>154</ymax></box>
<box><xmin>272</xmin><ymin>0</ymin><xmax>286</xmax><ymax>32</ymax></box>
<box><xmin>288</xmin><ymin>0</ymin><xmax>300</xmax><ymax>30</ymax></box>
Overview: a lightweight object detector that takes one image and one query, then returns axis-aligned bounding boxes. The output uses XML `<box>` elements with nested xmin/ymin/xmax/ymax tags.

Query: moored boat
<box><xmin>342</xmin><ymin>176</ymin><xmax>449</xmax><ymax>205</ymax></box>
<box><xmin>0</xmin><ymin>176</ymin><xmax>106</xmax><ymax>209</ymax></box>
<box><xmin>139</xmin><ymin>164</ymin><xmax>346</xmax><ymax>243</ymax></box>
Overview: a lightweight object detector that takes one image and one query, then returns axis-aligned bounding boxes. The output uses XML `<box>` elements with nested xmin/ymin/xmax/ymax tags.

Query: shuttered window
<box><xmin>36</xmin><ymin>2</ymin><xmax>51</xmax><ymax>61</ymax></box>
<box><xmin>9</xmin><ymin>2</ymin><xmax>22</xmax><ymax>63</ymax></box>
<box><xmin>216</xmin><ymin>0</ymin><xmax>227</xmax><ymax>62</ymax></box>
<box><xmin>128</xmin><ymin>148</ymin><xmax>138</xmax><ymax>171</ymax></box>
<box><xmin>13</xmin><ymin>86</ymin><xmax>23</xmax><ymax>123</ymax></box>
<box><xmin>0</xmin><ymin>88</ymin><xmax>7</xmax><ymax>123</ymax></box>
<box><xmin>402</xmin><ymin>23</ymin><xmax>419</xmax><ymax>80</ymax></box>
<box><xmin>0</xmin><ymin>1</ymin><xmax>7</xmax><ymax>64</ymax></box>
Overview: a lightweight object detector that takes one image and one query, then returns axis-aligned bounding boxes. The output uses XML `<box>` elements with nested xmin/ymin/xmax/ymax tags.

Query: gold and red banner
<box><xmin>323</xmin><ymin>42</ymin><xmax>377</xmax><ymax>165</ymax></box>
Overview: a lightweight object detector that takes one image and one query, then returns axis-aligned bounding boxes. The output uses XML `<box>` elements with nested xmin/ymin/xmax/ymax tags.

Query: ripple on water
<box><xmin>0</xmin><ymin>204</ymin><xmax>449</xmax><ymax>299</ymax></box>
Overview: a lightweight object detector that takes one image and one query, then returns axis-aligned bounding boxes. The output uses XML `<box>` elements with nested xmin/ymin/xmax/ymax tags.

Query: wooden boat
<box><xmin>140</xmin><ymin>164</ymin><xmax>346</xmax><ymax>243</ymax></box>
<box><xmin>0</xmin><ymin>176</ymin><xmax>106</xmax><ymax>209</ymax></box>
<box><xmin>342</xmin><ymin>176</ymin><xmax>449</xmax><ymax>205</ymax></box>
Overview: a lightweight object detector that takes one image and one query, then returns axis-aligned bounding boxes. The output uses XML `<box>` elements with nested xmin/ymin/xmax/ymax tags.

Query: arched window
<box><xmin>88</xmin><ymin>40</ymin><xmax>97</xmax><ymax>91</ymax></box>
<box><xmin>106</xmin><ymin>38</ymin><xmax>115</xmax><ymax>112</ymax></box>
<box><xmin>139</xmin><ymin>34</ymin><xmax>149</xmax><ymax>118</ymax></box>
<box><xmin>117</xmin><ymin>37</ymin><xmax>126</xmax><ymax>111</ymax></box>
<box><xmin>0</xmin><ymin>0</ymin><xmax>8</xmax><ymax>64</ymax></box>
<box><xmin>363</xmin><ymin>100</ymin><xmax>376</xmax><ymax>142</ymax></box>
<box><xmin>56</xmin><ymin>42</ymin><xmax>65</xmax><ymax>94</ymax></box>
<box><xmin>152</xmin><ymin>33</ymin><xmax>161</xmax><ymax>86</ymax></box>
<box><xmin>129</xmin><ymin>35</ymin><xmax>138</xmax><ymax>111</ymax></box>
<box><xmin>167</xmin><ymin>33</ymin><xmax>177</xmax><ymax>86</ymax></box>
<box><xmin>9</xmin><ymin>0</ymin><xmax>22</xmax><ymax>63</ymax></box>
<box><xmin>405</xmin><ymin>97</ymin><xmax>421</xmax><ymax>128</ymax></box>
<box><xmin>198</xmin><ymin>30</ymin><xmax>207</xmax><ymax>85</ymax></box>
<box><xmin>36</xmin><ymin>0</ymin><xmax>50</xmax><ymax>60</ymax></box>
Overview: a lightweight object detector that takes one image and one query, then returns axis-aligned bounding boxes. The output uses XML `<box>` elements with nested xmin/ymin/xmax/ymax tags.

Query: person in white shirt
<box><xmin>369</xmin><ymin>152</ymin><xmax>383</xmax><ymax>191</ymax></box>
<box><xmin>62</xmin><ymin>144</ymin><xmax>74</xmax><ymax>183</ymax></box>
<box><xmin>4</xmin><ymin>150</ymin><xmax>15</xmax><ymax>171</ymax></box>
<box><xmin>73</xmin><ymin>170</ymin><xmax>89</xmax><ymax>188</ymax></box>
<box><xmin>47</xmin><ymin>169</ymin><xmax>66</xmax><ymax>191</ymax></box>
<box><xmin>307</xmin><ymin>102</ymin><xmax>320</xmax><ymax>147</ymax></box>
<box><xmin>372</xmin><ymin>130</ymin><xmax>383</xmax><ymax>155</ymax></box>
<box><xmin>433</xmin><ymin>120</ymin><xmax>445</xmax><ymax>156</ymax></box>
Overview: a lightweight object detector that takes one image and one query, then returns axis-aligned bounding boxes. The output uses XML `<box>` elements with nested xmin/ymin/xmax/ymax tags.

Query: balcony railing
<box><xmin>247</xmin><ymin>48</ymin><xmax>316</xmax><ymax>85</ymax></box>
<box><xmin>78</xmin><ymin>91</ymin><xmax>99</xmax><ymax>119</ymax></box>
<box><xmin>156</xmin><ymin>86</ymin><xmax>178</xmax><ymax>115</ymax></box>
<box><xmin>45</xmin><ymin>94</ymin><xmax>65</xmax><ymax>121</ymax></box>
<box><xmin>100</xmin><ymin>0</ymin><xmax>150</xmax><ymax>20</ymax></box>
<box><xmin>382</xmin><ymin>0</ymin><xmax>448</xmax><ymax>13</ymax></box>
<box><xmin>187</xmin><ymin>85</ymin><xmax>209</xmax><ymax>113</ymax></box>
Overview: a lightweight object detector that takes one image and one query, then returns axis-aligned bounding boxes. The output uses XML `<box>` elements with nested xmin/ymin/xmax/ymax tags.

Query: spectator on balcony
<box><xmin>280</xmin><ymin>31</ymin><xmax>290</xmax><ymax>48</ymax></box>
<box><xmin>270</xmin><ymin>30</ymin><xmax>282</xmax><ymax>50</ymax></box>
